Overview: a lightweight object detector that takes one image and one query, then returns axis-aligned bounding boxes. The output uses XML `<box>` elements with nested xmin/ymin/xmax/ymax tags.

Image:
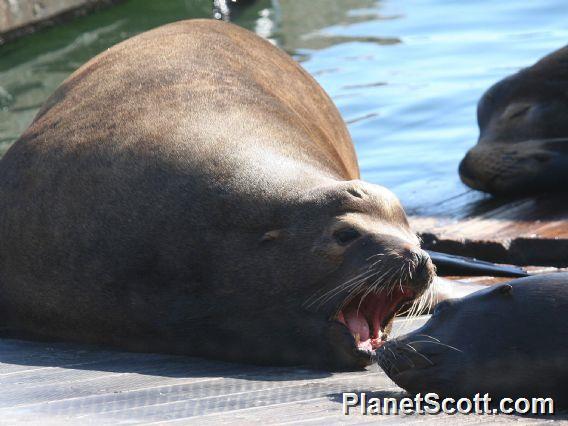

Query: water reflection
<box><xmin>1</xmin><ymin>0</ymin><xmax>567</xmax><ymax>217</ymax></box>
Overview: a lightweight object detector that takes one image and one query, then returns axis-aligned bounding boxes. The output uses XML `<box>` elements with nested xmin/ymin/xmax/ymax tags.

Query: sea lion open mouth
<box><xmin>310</xmin><ymin>238</ymin><xmax>435</xmax><ymax>367</ymax></box>
<box><xmin>333</xmin><ymin>287</ymin><xmax>416</xmax><ymax>355</ymax></box>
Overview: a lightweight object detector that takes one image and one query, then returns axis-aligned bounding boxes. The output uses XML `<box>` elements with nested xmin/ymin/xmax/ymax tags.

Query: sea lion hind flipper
<box><xmin>427</xmin><ymin>250</ymin><xmax>528</xmax><ymax>277</ymax></box>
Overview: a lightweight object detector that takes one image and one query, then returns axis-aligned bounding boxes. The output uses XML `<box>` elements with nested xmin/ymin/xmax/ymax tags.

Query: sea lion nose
<box><xmin>405</xmin><ymin>248</ymin><xmax>435</xmax><ymax>290</ymax></box>
<box><xmin>378</xmin><ymin>237</ymin><xmax>435</xmax><ymax>291</ymax></box>
<box><xmin>458</xmin><ymin>150</ymin><xmax>477</xmax><ymax>182</ymax></box>
<box><xmin>459</xmin><ymin>148</ymin><xmax>493</xmax><ymax>192</ymax></box>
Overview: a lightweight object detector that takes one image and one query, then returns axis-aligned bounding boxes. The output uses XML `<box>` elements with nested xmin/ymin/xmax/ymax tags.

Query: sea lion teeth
<box><xmin>355</xmin><ymin>333</ymin><xmax>361</xmax><ymax>346</ymax></box>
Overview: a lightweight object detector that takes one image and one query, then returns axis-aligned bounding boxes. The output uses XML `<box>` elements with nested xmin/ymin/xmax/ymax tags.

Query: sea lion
<box><xmin>0</xmin><ymin>19</ymin><xmax>435</xmax><ymax>370</ymax></box>
<box><xmin>459</xmin><ymin>45</ymin><xmax>568</xmax><ymax>195</ymax></box>
<box><xmin>427</xmin><ymin>251</ymin><xmax>527</xmax><ymax>278</ymax></box>
<box><xmin>377</xmin><ymin>273</ymin><xmax>568</xmax><ymax>406</ymax></box>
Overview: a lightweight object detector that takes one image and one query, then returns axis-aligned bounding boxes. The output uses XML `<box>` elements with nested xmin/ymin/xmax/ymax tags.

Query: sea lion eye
<box><xmin>333</xmin><ymin>228</ymin><xmax>361</xmax><ymax>245</ymax></box>
<box><xmin>502</xmin><ymin>102</ymin><xmax>532</xmax><ymax>120</ymax></box>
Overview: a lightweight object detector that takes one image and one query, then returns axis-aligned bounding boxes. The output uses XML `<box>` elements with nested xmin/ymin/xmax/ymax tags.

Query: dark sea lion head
<box><xmin>377</xmin><ymin>274</ymin><xmax>568</xmax><ymax>402</ymax></box>
<box><xmin>241</xmin><ymin>179</ymin><xmax>435</xmax><ymax>370</ymax></box>
<box><xmin>459</xmin><ymin>45</ymin><xmax>568</xmax><ymax>195</ymax></box>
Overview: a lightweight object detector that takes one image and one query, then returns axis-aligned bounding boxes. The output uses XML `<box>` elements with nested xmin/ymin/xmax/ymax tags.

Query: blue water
<box><xmin>1</xmin><ymin>0</ymin><xmax>567</xmax><ymax>212</ymax></box>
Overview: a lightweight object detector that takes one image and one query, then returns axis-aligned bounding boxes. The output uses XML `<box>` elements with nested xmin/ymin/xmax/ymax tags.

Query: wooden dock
<box><xmin>1</xmin><ymin>317</ymin><xmax>566</xmax><ymax>424</ymax></box>
<box><xmin>409</xmin><ymin>192</ymin><xmax>568</xmax><ymax>267</ymax></box>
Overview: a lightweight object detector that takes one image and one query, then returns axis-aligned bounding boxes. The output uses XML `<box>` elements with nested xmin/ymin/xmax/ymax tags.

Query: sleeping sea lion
<box><xmin>459</xmin><ymin>45</ymin><xmax>568</xmax><ymax>195</ymax></box>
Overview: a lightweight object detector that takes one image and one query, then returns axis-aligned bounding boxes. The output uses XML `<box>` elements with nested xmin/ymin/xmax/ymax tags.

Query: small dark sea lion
<box><xmin>377</xmin><ymin>273</ymin><xmax>568</xmax><ymax>406</ymax></box>
<box><xmin>459</xmin><ymin>45</ymin><xmax>568</xmax><ymax>195</ymax></box>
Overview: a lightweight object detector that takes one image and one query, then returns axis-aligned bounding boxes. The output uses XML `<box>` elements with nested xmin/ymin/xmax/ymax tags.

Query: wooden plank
<box><xmin>1</xmin><ymin>315</ymin><xmax>565</xmax><ymax>424</ymax></box>
<box><xmin>409</xmin><ymin>193</ymin><xmax>568</xmax><ymax>267</ymax></box>
<box><xmin>35</xmin><ymin>372</ymin><xmax>381</xmax><ymax>423</ymax></box>
<box><xmin>0</xmin><ymin>319</ymin><xmax>425</xmax><ymax>423</ymax></box>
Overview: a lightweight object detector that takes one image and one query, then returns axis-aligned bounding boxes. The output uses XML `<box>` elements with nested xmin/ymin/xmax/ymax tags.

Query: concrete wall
<box><xmin>0</xmin><ymin>0</ymin><xmax>117</xmax><ymax>42</ymax></box>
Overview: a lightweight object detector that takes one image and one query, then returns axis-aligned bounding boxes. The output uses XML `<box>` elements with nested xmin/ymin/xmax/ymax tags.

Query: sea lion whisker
<box><xmin>355</xmin><ymin>280</ymin><xmax>384</xmax><ymax>316</ymax></box>
<box><xmin>344</xmin><ymin>266</ymin><xmax>379</xmax><ymax>284</ymax></box>
<box><xmin>399</xmin><ymin>299</ymin><xmax>418</xmax><ymax>325</ymax></box>
<box><xmin>414</xmin><ymin>288</ymin><xmax>431</xmax><ymax>318</ymax></box>
<box><xmin>339</xmin><ymin>261</ymin><xmax>407</xmax><ymax>316</ymax></box>
<box><xmin>381</xmin><ymin>274</ymin><xmax>397</xmax><ymax>297</ymax></box>
<box><xmin>404</xmin><ymin>343</ymin><xmax>435</xmax><ymax>366</ymax></box>
<box><xmin>387</xmin><ymin>347</ymin><xmax>399</xmax><ymax>360</ymax></box>
<box><xmin>416</xmin><ymin>334</ymin><xmax>440</xmax><ymax>342</ymax></box>
<box><xmin>407</xmin><ymin>340</ymin><xmax>464</xmax><ymax>353</ymax></box>
<box><xmin>326</xmin><ymin>269</ymin><xmax>375</xmax><ymax>294</ymax></box>
<box><xmin>341</xmin><ymin>278</ymin><xmax>373</xmax><ymax>308</ymax></box>
<box><xmin>396</xmin><ymin>290</ymin><xmax>421</xmax><ymax>318</ymax></box>
<box><xmin>364</xmin><ymin>269</ymin><xmax>391</xmax><ymax>296</ymax></box>
<box><xmin>308</xmin><ymin>280</ymin><xmax>365</xmax><ymax>309</ymax></box>
<box><xmin>333</xmin><ymin>279</ymin><xmax>370</xmax><ymax>312</ymax></box>
<box><xmin>329</xmin><ymin>271</ymin><xmax>378</xmax><ymax>302</ymax></box>
<box><xmin>395</xmin><ymin>288</ymin><xmax>430</xmax><ymax>336</ymax></box>
<box><xmin>402</xmin><ymin>282</ymin><xmax>432</xmax><ymax>320</ymax></box>
<box><xmin>370</xmin><ymin>266</ymin><xmax>396</xmax><ymax>291</ymax></box>
<box><xmin>316</xmin><ymin>277</ymin><xmax>367</xmax><ymax>302</ymax></box>
<box><xmin>365</xmin><ymin>253</ymin><xmax>385</xmax><ymax>262</ymax></box>
<box><xmin>355</xmin><ymin>288</ymin><xmax>372</xmax><ymax>316</ymax></box>
<box><xmin>402</xmin><ymin>285</ymin><xmax>434</xmax><ymax>336</ymax></box>
<box><xmin>399</xmin><ymin>352</ymin><xmax>416</xmax><ymax>368</ymax></box>
<box><xmin>373</xmin><ymin>265</ymin><xmax>397</xmax><ymax>296</ymax></box>
<box><xmin>303</xmin><ymin>269</ymin><xmax>376</xmax><ymax>308</ymax></box>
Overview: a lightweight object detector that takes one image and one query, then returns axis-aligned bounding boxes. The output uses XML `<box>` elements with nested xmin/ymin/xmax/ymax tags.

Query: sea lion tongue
<box><xmin>338</xmin><ymin>290</ymin><xmax>415</xmax><ymax>351</ymax></box>
<box><xmin>344</xmin><ymin>309</ymin><xmax>370</xmax><ymax>342</ymax></box>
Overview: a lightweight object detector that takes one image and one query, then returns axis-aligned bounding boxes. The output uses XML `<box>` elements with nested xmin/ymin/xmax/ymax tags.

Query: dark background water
<box><xmin>1</xmin><ymin>0</ymin><xmax>567</xmax><ymax>213</ymax></box>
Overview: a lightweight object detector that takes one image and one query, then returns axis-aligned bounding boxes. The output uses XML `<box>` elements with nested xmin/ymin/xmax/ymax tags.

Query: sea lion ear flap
<box><xmin>346</xmin><ymin>183</ymin><xmax>366</xmax><ymax>199</ymax></box>
<box><xmin>498</xmin><ymin>284</ymin><xmax>513</xmax><ymax>295</ymax></box>
<box><xmin>260</xmin><ymin>229</ymin><xmax>282</xmax><ymax>243</ymax></box>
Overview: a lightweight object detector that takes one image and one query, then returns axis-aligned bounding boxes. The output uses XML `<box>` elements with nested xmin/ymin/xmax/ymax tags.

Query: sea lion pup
<box><xmin>377</xmin><ymin>273</ymin><xmax>568</xmax><ymax>406</ymax></box>
<box><xmin>0</xmin><ymin>19</ymin><xmax>435</xmax><ymax>369</ymax></box>
<box><xmin>459</xmin><ymin>45</ymin><xmax>568</xmax><ymax>195</ymax></box>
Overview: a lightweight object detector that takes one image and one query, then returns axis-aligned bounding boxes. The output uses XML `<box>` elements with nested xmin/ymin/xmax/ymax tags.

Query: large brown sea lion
<box><xmin>459</xmin><ymin>45</ymin><xmax>568</xmax><ymax>195</ymax></box>
<box><xmin>0</xmin><ymin>19</ymin><xmax>435</xmax><ymax>369</ymax></box>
